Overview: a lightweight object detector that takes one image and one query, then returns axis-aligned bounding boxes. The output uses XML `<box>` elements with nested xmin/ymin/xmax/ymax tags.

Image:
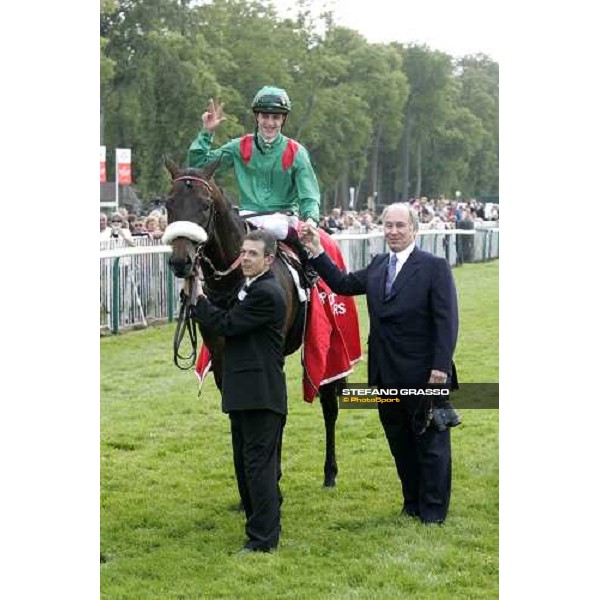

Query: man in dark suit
<box><xmin>190</xmin><ymin>229</ymin><xmax>287</xmax><ymax>552</ymax></box>
<box><xmin>300</xmin><ymin>203</ymin><xmax>459</xmax><ymax>524</ymax></box>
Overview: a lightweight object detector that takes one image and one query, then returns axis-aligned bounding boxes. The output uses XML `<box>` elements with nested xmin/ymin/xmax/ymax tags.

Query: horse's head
<box><xmin>163</xmin><ymin>158</ymin><xmax>221</xmax><ymax>279</ymax></box>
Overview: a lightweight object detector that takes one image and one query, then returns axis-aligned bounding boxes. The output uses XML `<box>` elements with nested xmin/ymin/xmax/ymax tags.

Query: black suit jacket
<box><xmin>311</xmin><ymin>246</ymin><xmax>458</xmax><ymax>386</ymax></box>
<box><xmin>191</xmin><ymin>270</ymin><xmax>288</xmax><ymax>414</ymax></box>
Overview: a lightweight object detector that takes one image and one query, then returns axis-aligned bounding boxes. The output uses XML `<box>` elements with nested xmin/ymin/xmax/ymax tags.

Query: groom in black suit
<box><xmin>300</xmin><ymin>204</ymin><xmax>459</xmax><ymax>524</ymax></box>
<box><xmin>191</xmin><ymin>229</ymin><xmax>287</xmax><ymax>551</ymax></box>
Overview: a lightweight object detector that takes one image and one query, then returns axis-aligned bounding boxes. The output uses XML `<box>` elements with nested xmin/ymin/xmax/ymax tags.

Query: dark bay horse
<box><xmin>163</xmin><ymin>159</ymin><xmax>340</xmax><ymax>487</ymax></box>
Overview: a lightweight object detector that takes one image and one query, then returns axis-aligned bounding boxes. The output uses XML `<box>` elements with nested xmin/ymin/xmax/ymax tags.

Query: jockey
<box><xmin>187</xmin><ymin>86</ymin><xmax>320</xmax><ymax>274</ymax></box>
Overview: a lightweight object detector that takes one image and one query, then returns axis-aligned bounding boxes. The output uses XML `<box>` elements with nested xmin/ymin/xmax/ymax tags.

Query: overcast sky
<box><xmin>273</xmin><ymin>0</ymin><xmax>500</xmax><ymax>61</ymax></box>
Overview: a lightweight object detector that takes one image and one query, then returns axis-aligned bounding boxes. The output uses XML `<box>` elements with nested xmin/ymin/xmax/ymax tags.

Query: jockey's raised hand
<box><xmin>202</xmin><ymin>98</ymin><xmax>226</xmax><ymax>133</ymax></box>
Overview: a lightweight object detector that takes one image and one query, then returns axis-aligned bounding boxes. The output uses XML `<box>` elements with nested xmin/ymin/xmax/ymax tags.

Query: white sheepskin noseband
<box><xmin>162</xmin><ymin>221</ymin><xmax>208</xmax><ymax>245</ymax></box>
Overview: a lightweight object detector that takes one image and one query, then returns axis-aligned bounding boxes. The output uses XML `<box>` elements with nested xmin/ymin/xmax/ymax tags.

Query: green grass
<box><xmin>101</xmin><ymin>260</ymin><xmax>498</xmax><ymax>599</ymax></box>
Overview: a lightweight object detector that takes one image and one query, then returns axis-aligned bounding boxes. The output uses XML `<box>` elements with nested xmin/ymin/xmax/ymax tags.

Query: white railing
<box><xmin>100</xmin><ymin>229</ymin><xmax>499</xmax><ymax>333</ymax></box>
<box><xmin>100</xmin><ymin>239</ymin><xmax>177</xmax><ymax>334</ymax></box>
<box><xmin>332</xmin><ymin>228</ymin><xmax>499</xmax><ymax>272</ymax></box>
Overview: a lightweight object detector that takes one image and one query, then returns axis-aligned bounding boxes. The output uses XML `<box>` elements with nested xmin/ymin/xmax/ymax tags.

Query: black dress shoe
<box><xmin>238</xmin><ymin>546</ymin><xmax>273</xmax><ymax>555</ymax></box>
<box><xmin>401</xmin><ymin>506</ymin><xmax>420</xmax><ymax>518</ymax></box>
<box><xmin>421</xmin><ymin>518</ymin><xmax>445</xmax><ymax>525</ymax></box>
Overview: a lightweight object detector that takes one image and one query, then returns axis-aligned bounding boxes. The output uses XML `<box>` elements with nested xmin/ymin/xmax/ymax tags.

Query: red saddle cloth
<box><xmin>195</xmin><ymin>229</ymin><xmax>362</xmax><ymax>402</ymax></box>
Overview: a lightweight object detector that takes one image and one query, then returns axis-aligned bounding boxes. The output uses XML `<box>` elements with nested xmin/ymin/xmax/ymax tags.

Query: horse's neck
<box><xmin>206</xmin><ymin>192</ymin><xmax>245</xmax><ymax>272</ymax></box>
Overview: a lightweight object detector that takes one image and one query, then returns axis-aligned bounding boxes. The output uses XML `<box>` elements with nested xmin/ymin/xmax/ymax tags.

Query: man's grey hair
<box><xmin>381</xmin><ymin>203</ymin><xmax>419</xmax><ymax>233</ymax></box>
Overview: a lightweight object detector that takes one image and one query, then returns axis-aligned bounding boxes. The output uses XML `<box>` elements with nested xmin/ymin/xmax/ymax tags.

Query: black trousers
<box><xmin>378</xmin><ymin>402</ymin><xmax>452</xmax><ymax>523</ymax></box>
<box><xmin>229</xmin><ymin>410</ymin><xmax>286</xmax><ymax>550</ymax></box>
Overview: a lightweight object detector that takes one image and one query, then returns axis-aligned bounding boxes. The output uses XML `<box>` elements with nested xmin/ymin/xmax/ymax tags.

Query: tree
<box><xmin>397</xmin><ymin>44</ymin><xmax>454</xmax><ymax>201</ymax></box>
<box><xmin>101</xmin><ymin>0</ymin><xmax>223</xmax><ymax>198</ymax></box>
<box><xmin>456</xmin><ymin>54</ymin><xmax>499</xmax><ymax>195</ymax></box>
<box><xmin>99</xmin><ymin>0</ymin><xmax>498</xmax><ymax>207</ymax></box>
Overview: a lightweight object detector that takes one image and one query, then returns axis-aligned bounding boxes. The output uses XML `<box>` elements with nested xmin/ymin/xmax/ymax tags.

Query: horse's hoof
<box><xmin>323</xmin><ymin>478</ymin><xmax>336</xmax><ymax>488</ymax></box>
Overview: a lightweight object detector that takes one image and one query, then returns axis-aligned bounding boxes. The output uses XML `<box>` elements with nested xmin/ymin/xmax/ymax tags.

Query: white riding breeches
<box><xmin>239</xmin><ymin>211</ymin><xmax>298</xmax><ymax>240</ymax></box>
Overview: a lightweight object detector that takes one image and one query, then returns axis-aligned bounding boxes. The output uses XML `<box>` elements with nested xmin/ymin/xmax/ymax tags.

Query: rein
<box><xmin>173</xmin><ymin>278</ymin><xmax>199</xmax><ymax>370</ymax></box>
<box><xmin>197</xmin><ymin>215</ymin><xmax>249</xmax><ymax>281</ymax></box>
<box><xmin>200</xmin><ymin>253</ymin><xmax>243</xmax><ymax>280</ymax></box>
<box><xmin>170</xmin><ymin>172</ymin><xmax>247</xmax><ymax>370</ymax></box>
<box><xmin>170</xmin><ymin>174</ymin><xmax>213</xmax><ymax>370</ymax></box>
<box><xmin>172</xmin><ymin>251</ymin><xmax>242</xmax><ymax>371</ymax></box>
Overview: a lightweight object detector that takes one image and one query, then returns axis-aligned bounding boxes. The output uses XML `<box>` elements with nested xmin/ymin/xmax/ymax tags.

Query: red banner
<box><xmin>100</xmin><ymin>146</ymin><xmax>106</xmax><ymax>183</ymax></box>
<box><xmin>301</xmin><ymin>230</ymin><xmax>362</xmax><ymax>402</ymax></box>
<box><xmin>118</xmin><ymin>163</ymin><xmax>131</xmax><ymax>185</ymax></box>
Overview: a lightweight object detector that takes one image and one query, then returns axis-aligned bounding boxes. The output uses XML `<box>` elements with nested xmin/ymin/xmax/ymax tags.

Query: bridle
<box><xmin>171</xmin><ymin>173</ymin><xmax>245</xmax><ymax>370</ymax></box>
<box><xmin>171</xmin><ymin>174</ymin><xmax>248</xmax><ymax>280</ymax></box>
<box><xmin>172</xmin><ymin>175</ymin><xmax>217</xmax><ymax>248</ymax></box>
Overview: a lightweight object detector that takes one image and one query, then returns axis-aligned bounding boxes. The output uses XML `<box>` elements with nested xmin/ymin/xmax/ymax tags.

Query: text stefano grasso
<box><xmin>340</xmin><ymin>388</ymin><xmax>450</xmax><ymax>396</ymax></box>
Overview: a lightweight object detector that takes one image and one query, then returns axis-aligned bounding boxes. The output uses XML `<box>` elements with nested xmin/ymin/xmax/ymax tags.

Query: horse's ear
<box><xmin>202</xmin><ymin>158</ymin><xmax>222</xmax><ymax>182</ymax></box>
<box><xmin>164</xmin><ymin>156</ymin><xmax>179</xmax><ymax>180</ymax></box>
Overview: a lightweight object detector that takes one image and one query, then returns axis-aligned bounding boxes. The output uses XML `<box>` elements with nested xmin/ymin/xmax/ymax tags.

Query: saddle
<box><xmin>242</xmin><ymin>216</ymin><xmax>318</xmax><ymax>288</ymax></box>
<box><xmin>277</xmin><ymin>241</ymin><xmax>318</xmax><ymax>289</ymax></box>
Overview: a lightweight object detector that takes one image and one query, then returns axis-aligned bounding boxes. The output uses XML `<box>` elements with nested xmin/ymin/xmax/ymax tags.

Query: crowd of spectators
<box><xmin>100</xmin><ymin>208</ymin><xmax>168</xmax><ymax>244</ymax></box>
<box><xmin>100</xmin><ymin>197</ymin><xmax>498</xmax><ymax>243</ymax></box>
<box><xmin>319</xmin><ymin>207</ymin><xmax>378</xmax><ymax>234</ymax></box>
<box><xmin>409</xmin><ymin>196</ymin><xmax>498</xmax><ymax>230</ymax></box>
<box><xmin>318</xmin><ymin>197</ymin><xmax>499</xmax><ymax>235</ymax></box>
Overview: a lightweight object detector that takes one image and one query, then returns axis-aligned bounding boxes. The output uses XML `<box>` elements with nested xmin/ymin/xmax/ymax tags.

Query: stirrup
<box><xmin>304</xmin><ymin>264</ymin><xmax>319</xmax><ymax>287</ymax></box>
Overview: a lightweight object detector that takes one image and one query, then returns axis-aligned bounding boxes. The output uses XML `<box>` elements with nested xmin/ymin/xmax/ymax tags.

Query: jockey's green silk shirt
<box><xmin>187</xmin><ymin>130</ymin><xmax>321</xmax><ymax>223</ymax></box>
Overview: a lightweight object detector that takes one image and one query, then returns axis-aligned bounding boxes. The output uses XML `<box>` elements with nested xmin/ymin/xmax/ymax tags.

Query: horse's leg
<box><xmin>319</xmin><ymin>379</ymin><xmax>341</xmax><ymax>487</ymax></box>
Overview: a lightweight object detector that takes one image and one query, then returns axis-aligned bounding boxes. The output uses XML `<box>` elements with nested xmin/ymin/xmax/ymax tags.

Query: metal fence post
<box><xmin>483</xmin><ymin>230</ymin><xmax>489</xmax><ymax>261</ymax></box>
<box><xmin>111</xmin><ymin>257</ymin><xmax>120</xmax><ymax>334</ymax></box>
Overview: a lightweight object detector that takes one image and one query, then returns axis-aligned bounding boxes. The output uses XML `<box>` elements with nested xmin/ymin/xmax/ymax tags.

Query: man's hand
<box><xmin>182</xmin><ymin>272</ymin><xmax>205</xmax><ymax>301</ymax></box>
<box><xmin>299</xmin><ymin>223</ymin><xmax>323</xmax><ymax>256</ymax></box>
<box><xmin>202</xmin><ymin>98</ymin><xmax>226</xmax><ymax>133</ymax></box>
<box><xmin>195</xmin><ymin>276</ymin><xmax>206</xmax><ymax>300</ymax></box>
<box><xmin>428</xmin><ymin>370</ymin><xmax>448</xmax><ymax>385</ymax></box>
